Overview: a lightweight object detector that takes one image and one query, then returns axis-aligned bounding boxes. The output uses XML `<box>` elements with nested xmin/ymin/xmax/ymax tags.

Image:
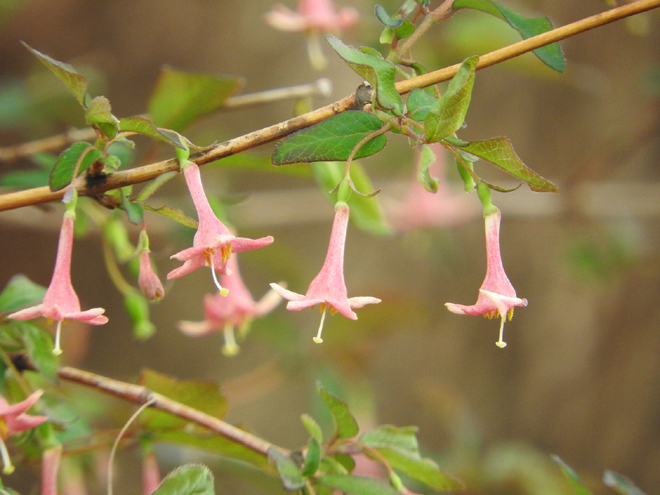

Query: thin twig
<box><xmin>0</xmin><ymin>0</ymin><xmax>658</xmax><ymax>213</ymax></box>
<box><xmin>0</xmin><ymin>79</ymin><xmax>333</xmax><ymax>162</ymax></box>
<box><xmin>57</xmin><ymin>366</ymin><xmax>282</xmax><ymax>458</ymax></box>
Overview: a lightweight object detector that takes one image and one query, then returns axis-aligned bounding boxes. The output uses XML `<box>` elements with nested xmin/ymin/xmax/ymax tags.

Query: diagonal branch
<box><xmin>57</xmin><ymin>366</ymin><xmax>283</xmax><ymax>458</ymax></box>
<box><xmin>0</xmin><ymin>0</ymin><xmax>658</xmax><ymax>213</ymax></box>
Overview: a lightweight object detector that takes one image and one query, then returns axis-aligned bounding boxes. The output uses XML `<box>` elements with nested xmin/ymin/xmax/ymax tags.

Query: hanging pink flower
<box><xmin>142</xmin><ymin>450</ymin><xmax>161</xmax><ymax>495</ymax></box>
<box><xmin>445</xmin><ymin>208</ymin><xmax>527</xmax><ymax>348</ymax></box>
<box><xmin>167</xmin><ymin>163</ymin><xmax>273</xmax><ymax>294</ymax></box>
<box><xmin>265</xmin><ymin>0</ymin><xmax>359</xmax><ymax>70</ymax></box>
<box><xmin>388</xmin><ymin>144</ymin><xmax>479</xmax><ymax>231</ymax></box>
<box><xmin>270</xmin><ymin>203</ymin><xmax>380</xmax><ymax>343</ymax></box>
<box><xmin>0</xmin><ymin>390</ymin><xmax>48</xmax><ymax>474</ymax></box>
<box><xmin>41</xmin><ymin>445</ymin><xmax>63</xmax><ymax>495</ymax></box>
<box><xmin>265</xmin><ymin>0</ymin><xmax>358</xmax><ymax>33</ymax></box>
<box><xmin>8</xmin><ymin>208</ymin><xmax>108</xmax><ymax>355</ymax></box>
<box><xmin>178</xmin><ymin>255</ymin><xmax>281</xmax><ymax>356</ymax></box>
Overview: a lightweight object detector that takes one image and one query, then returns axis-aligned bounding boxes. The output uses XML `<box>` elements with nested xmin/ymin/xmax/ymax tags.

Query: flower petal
<box><xmin>269</xmin><ymin>283</ymin><xmax>306</xmax><ymax>302</ymax></box>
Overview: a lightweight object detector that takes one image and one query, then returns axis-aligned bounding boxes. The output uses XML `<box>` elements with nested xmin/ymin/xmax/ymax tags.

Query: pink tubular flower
<box><xmin>142</xmin><ymin>450</ymin><xmax>161</xmax><ymax>495</ymax></box>
<box><xmin>270</xmin><ymin>202</ymin><xmax>380</xmax><ymax>343</ymax></box>
<box><xmin>0</xmin><ymin>390</ymin><xmax>48</xmax><ymax>474</ymax></box>
<box><xmin>167</xmin><ymin>163</ymin><xmax>273</xmax><ymax>294</ymax></box>
<box><xmin>41</xmin><ymin>445</ymin><xmax>63</xmax><ymax>495</ymax></box>
<box><xmin>178</xmin><ymin>255</ymin><xmax>281</xmax><ymax>356</ymax></box>
<box><xmin>445</xmin><ymin>208</ymin><xmax>528</xmax><ymax>348</ymax></box>
<box><xmin>137</xmin><ymin>228</ymin><xmax>164</xmax><ymax>302</ymax></box>
<box><xmin>265</xmin><ymin>0</ymin><xmax>358</xmax><ymax>33</ymax></box>
<box><xmin>8</xmin><ymin>209</ymin><xmax>108</xmax><ymax>355</ymax></box>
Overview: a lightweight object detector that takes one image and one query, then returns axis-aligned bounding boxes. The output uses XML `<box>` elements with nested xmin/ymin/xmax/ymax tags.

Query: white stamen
<box><xmin>0</xmin><ymin>438</ymin><xmax>14</xmax><ymax>474</ymax></box>
<box><xmin>52</xmin><ymin>320</ymin><xmax>63</xmax><ymax>356</ymax></box>
<box><xmin>313</xmin><ymin>306</ymin><xmax>327</xmax><ymax>344</ymax></box>
<box><xmin>209</xmin><ymin>256</ymin><xmax>229</xmax><ymax>296</ymax></box>
<box><xmin>496</xmin><ymin>316</ymin><xmax>507</xmax><ymax>348</ymax></box>
<box><xmin>222</xmin><ymin>325</ymin><xmax>240</xmax><ymax>357</ymax></box>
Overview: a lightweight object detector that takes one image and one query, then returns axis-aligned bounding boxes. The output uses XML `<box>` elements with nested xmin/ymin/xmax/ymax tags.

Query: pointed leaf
<box><xmin>148</xmin><ymin>66</ymin><xmax>243</xmax><ymax>131</ymax></box>
<box><xmin>370</xmin><ymin>447</ymin><xmax>463</xmax><ymax>491</ymax></box>
<box><xmin>0</xmin><ymin>275</ymin><xmax>46</xmax><ymax>314</ymax></box>
<box><xmin>268</xmin><ymin>447</ymin><xmax>305</xmax><ymax>490</ymax></box>
<box><xmin>317</xmin><ymin>475</ymin><xmax>401</xmax><ymax>495</ymax></box>
<box><xmin>272</xmin><ymin>111</ymin><xmax>387</xmax><ymax>165</ymax></box>
<box><xmin>22</xmin><ymin>42</ymin><xmax>88</xmax><ymax>106</ymax></box>
<box><xmin>452</xmin><ymin>0</ymin><xmax>566</xmax><ymax>72</ymax></box>
<box><xmin>406</xmin><ymin>88</ymin><xmax>436</xmax><ymax>121</ymax></box>
<box><xmin>15</xmin><ymin>321</ymin><xmax>57</xmax><ymax>380</ymax></box>
<box><xmin>424</xmin><ymin>56</ymin><xmax>478</xmax><ymax>143</ymax></box>
<box><xmin>360</xmin><ymin>425</ymin><xmax>420</xmax><ymax>454</ymax></box>
<box><xmin>552</xmin><ymin>455</ymin><xmax>593</xmax><ymax>495</ymax></box>
<box><xmin>49</xmin><ymin>142</ymin><xmax>102</xmax><ymax>192</ymax></box>
<box><xmin>418</xmin><ymin>144</ymin><xmax>438</xmax><ymax>192</ymax></box>
<box><xmin>445</xmin><ymin>137</ymin><xmax>559</xmax><ymax>192</ymax></box>
<box><xmin>118</xmin><ymin>116</ymin><xmax>187</xmax><ymax>149</ymax></box>
<box><xmin>312</xmin><ymin>161</ymin><xmax>392</xmax><ymax>236</ymax></box>
<box><xmin>85</xmin><ymin>96</ymin><xmax>118</xmax><ymax>139</ymax></box>
<box><xmin>120</xmin><ymin>187</ymin><xmax>144</xmax><ymax>225</ymax></box>
<box><xmin>141</xmin><ymin>204</ymin><xmax>199</xmax><ymax>229</ymax></box>
<box><xmin>317</xmin><ymin>383</ymin><xmax>359</xmax><ymax>439</ymax></box>
<box><xmin>152</xmin><ymin>464</ymin><xmax>214</xmax><ymax>495</ymax></box>
<box><xmin>325</xmin><ymin>36</ymin><xmax>403</xmax><ymax>116</ymax></box>
<box><xmin>301</xmin><ymin>413</ymin><xmax>324</xmax><ymax>444</ymax></box>
<box><xmin>302</xmin><ymin>438</ymin><xmax>321</xmax><ymax>477</ymax></box>
<box><xmin>603</xmin><ymin>471</ymin><xmax>647</xmax><ymax>495</ymax></box>
<box><xmin>375</xmin><ymin>4</ymin><xmax>403</xmax><ymax>28</ymax></box>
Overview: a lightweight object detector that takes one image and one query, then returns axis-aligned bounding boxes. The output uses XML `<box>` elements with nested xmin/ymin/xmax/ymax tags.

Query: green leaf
<box><xmin>152</xmin><ymin>464</ymin><xmax>215</xmax><ymax>495</ymax></box>
<box><xmin>312</xmin><ymin>161</ymin><xmax>392</xmax><ymax>236</ymax></box>
<box><xmin>120</xmin><ymin>187</ymin><xmax>144</xmax><ymax>225</ymax></box>
<box><xmin>395</xmin><ymin>19</ymin><xmax>416</xmax><ymax>40</ymax></box>
<box><xmin>138</xmin><ymin>369</ymin><xmax>228</xmax><ymax>431</ymax></box>
<box><xmin>417</xmin><ymin>144</ymin><xmax>438</xmax><ymax>193</ymax></box>
<box><xmin>317</xmin><ymin>475</ymin><xmax>401</xmax><ymax>495</ymax></box>
<box><xmin>272</xmin><ymin>111</ymin><xmax>387</xmax><ymax>165</ymax></box>
<box><xmin>370</xmin><ymin>447</ymin><xmax>463</xmax><ymax>491</ymax></box>
<box><xmin>424</xmin><ymin>56</ymin><xmax>478</xmax><ymax>143</ymax></box>
<box><xmin>85</xmin><ymin>96</ymin><xmax>118</xmax><ymax>139</ymax></box>
<box><xmin>49</xmin><ymin>142</ymin><xmax>102</xmax><ymax>192</ymax></box>
<box><xmin>141</xmin><ymin>204</ymin><xmax>198</xmax><ymax>229</ymax></box>
<box><xmin>325</xmin><ymin>36</ymin><xmax>403</xmax><ymax>116</ymax></box>
<box><xmin>443</xmin><ymin>137</ymin><xmax>559</xmax><ymax>192</ymax></box>
<box><xmin>452</xmin><ymin>0</ymin><xmax>566</xmax><ymax>72</ymax></box>
<box><xmin>0</xmin><ymin>275</ymin><xmax>46</xmax><ymax>314</ymax></box>
<box><xmin>552</xmin><ymin>455</ymin><xmax>593</xmax><ymax>495</ymax></box>
<box><xmin>118</xmin><ymin>116</ymin><xmax>187</xmax><ymax>149</ymax></box>
<box><xmin>148</xmin><ymin>66</ymin><xmax>243</xmax><ymax>132</ymax></box>
<box><xmin>406</xmin><ymin>88</ymin><xmax>436</xmax><ymax>121</ymax></box>
<box><xmin>268</xmin><ymin>447</ymin><xmax>305</xmax><ymax>491</ymax></box>
<box><xmin>301</xmin><ymin>413</ymin><xmax>323</xmax><ymax>444</ymax></box>
<box><xmin>360</xmin><ymin>425</ymin><xmax>420</xmax><ymax>454</ymax></box>
<box><xmin>22</xmin><ymin>42</ymin><xmax>88</xmax><ymax>106</ymax></box>
<box><xmin>603</xmin><ymin>471</ymin><xmax>647</xmax><ymax>495</ymax></box>
<box><xmin>302</xmin><ymin>438</ymin><xmax>321</xmax><ymax>477</ymax></box>
<box><xmin>375</xmin><ymin>4</ymin><xmax>403</xmax><ymax>28</ymax></box>
<box><xmin>317</xmin><ymin>383</ymin><xmax>359</xmax><ymax>439</ymax></box>
<box><xmin>16</xmin><ymin>321</ymin><xmax>57</xmax><ymax>379</ymax></box>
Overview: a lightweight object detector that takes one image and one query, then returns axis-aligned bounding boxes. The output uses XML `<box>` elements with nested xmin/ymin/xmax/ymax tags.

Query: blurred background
<box><xmin>1</xmin><ymin>0</ymin><xmax>659</xmax><ymax>493</ymax></box>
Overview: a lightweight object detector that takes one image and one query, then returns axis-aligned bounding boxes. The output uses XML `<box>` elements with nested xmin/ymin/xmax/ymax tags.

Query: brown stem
<box><xmin>56</xmin><ymin>366</ymin><xmax>283</xmax><ymax>458</ymax></box>
<box><xmin>0</xmin><ymin>0</ymin><xmax>658</xmax><ymax>213</ymax></box>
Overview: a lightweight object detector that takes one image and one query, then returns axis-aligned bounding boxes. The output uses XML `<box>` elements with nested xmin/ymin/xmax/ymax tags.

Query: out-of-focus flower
<box><xmin>265</xmin><ymin>0</ymin><xmax>359</xmax><ymax>70</ymax></box>
<box><xmin>179</xmin><ymin>255</ymin><xmax>281</xmax><ymax>356</ymax></box>
<box><xmin>167</xmin><ymin>163</ymin><xmax>273</xmax><ymax>294</ymax></box>
<box><xmin>136</xmin><ymin>228</ymin><xmax>164</xmax><ymax>302</ymax></box>
<box><xmin>0</xmin><ymin>390</ymin><xmax>48</xmax><ymax>474</ymax></box>
<box><xmin>41</xmin><ymin>445</ymin><xmax>63</xmax><ymax>495</ymax></box>
<box><xmin>388</xmin><ymin>144</ymin><xmax>479</xmax><ymax>231</ymax></box>
<box><xmin>270</xmin><ymin>202</ymin><xmax>380</xmax><ymax>343</ymax></box>
<box><xmin>445</xmin><ymin>208</ymin><xmax>528</xmax><ymax>348</ymax></box>
<box><xmin>8</xmin><ymin>201</ymin><xmax>108</xmax><ymax>355</ymax></box>
<box><xmin>142</xmin><ymin>450</ymin><xmax>161</xmax><ymax>495</ymax></box>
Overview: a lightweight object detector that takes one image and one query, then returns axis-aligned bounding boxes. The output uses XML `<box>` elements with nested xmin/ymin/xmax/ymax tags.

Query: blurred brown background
<box><xmin>1</xmin><ymin>0</ymin><xmax>659</xmax><ymax>493</ymax></box>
